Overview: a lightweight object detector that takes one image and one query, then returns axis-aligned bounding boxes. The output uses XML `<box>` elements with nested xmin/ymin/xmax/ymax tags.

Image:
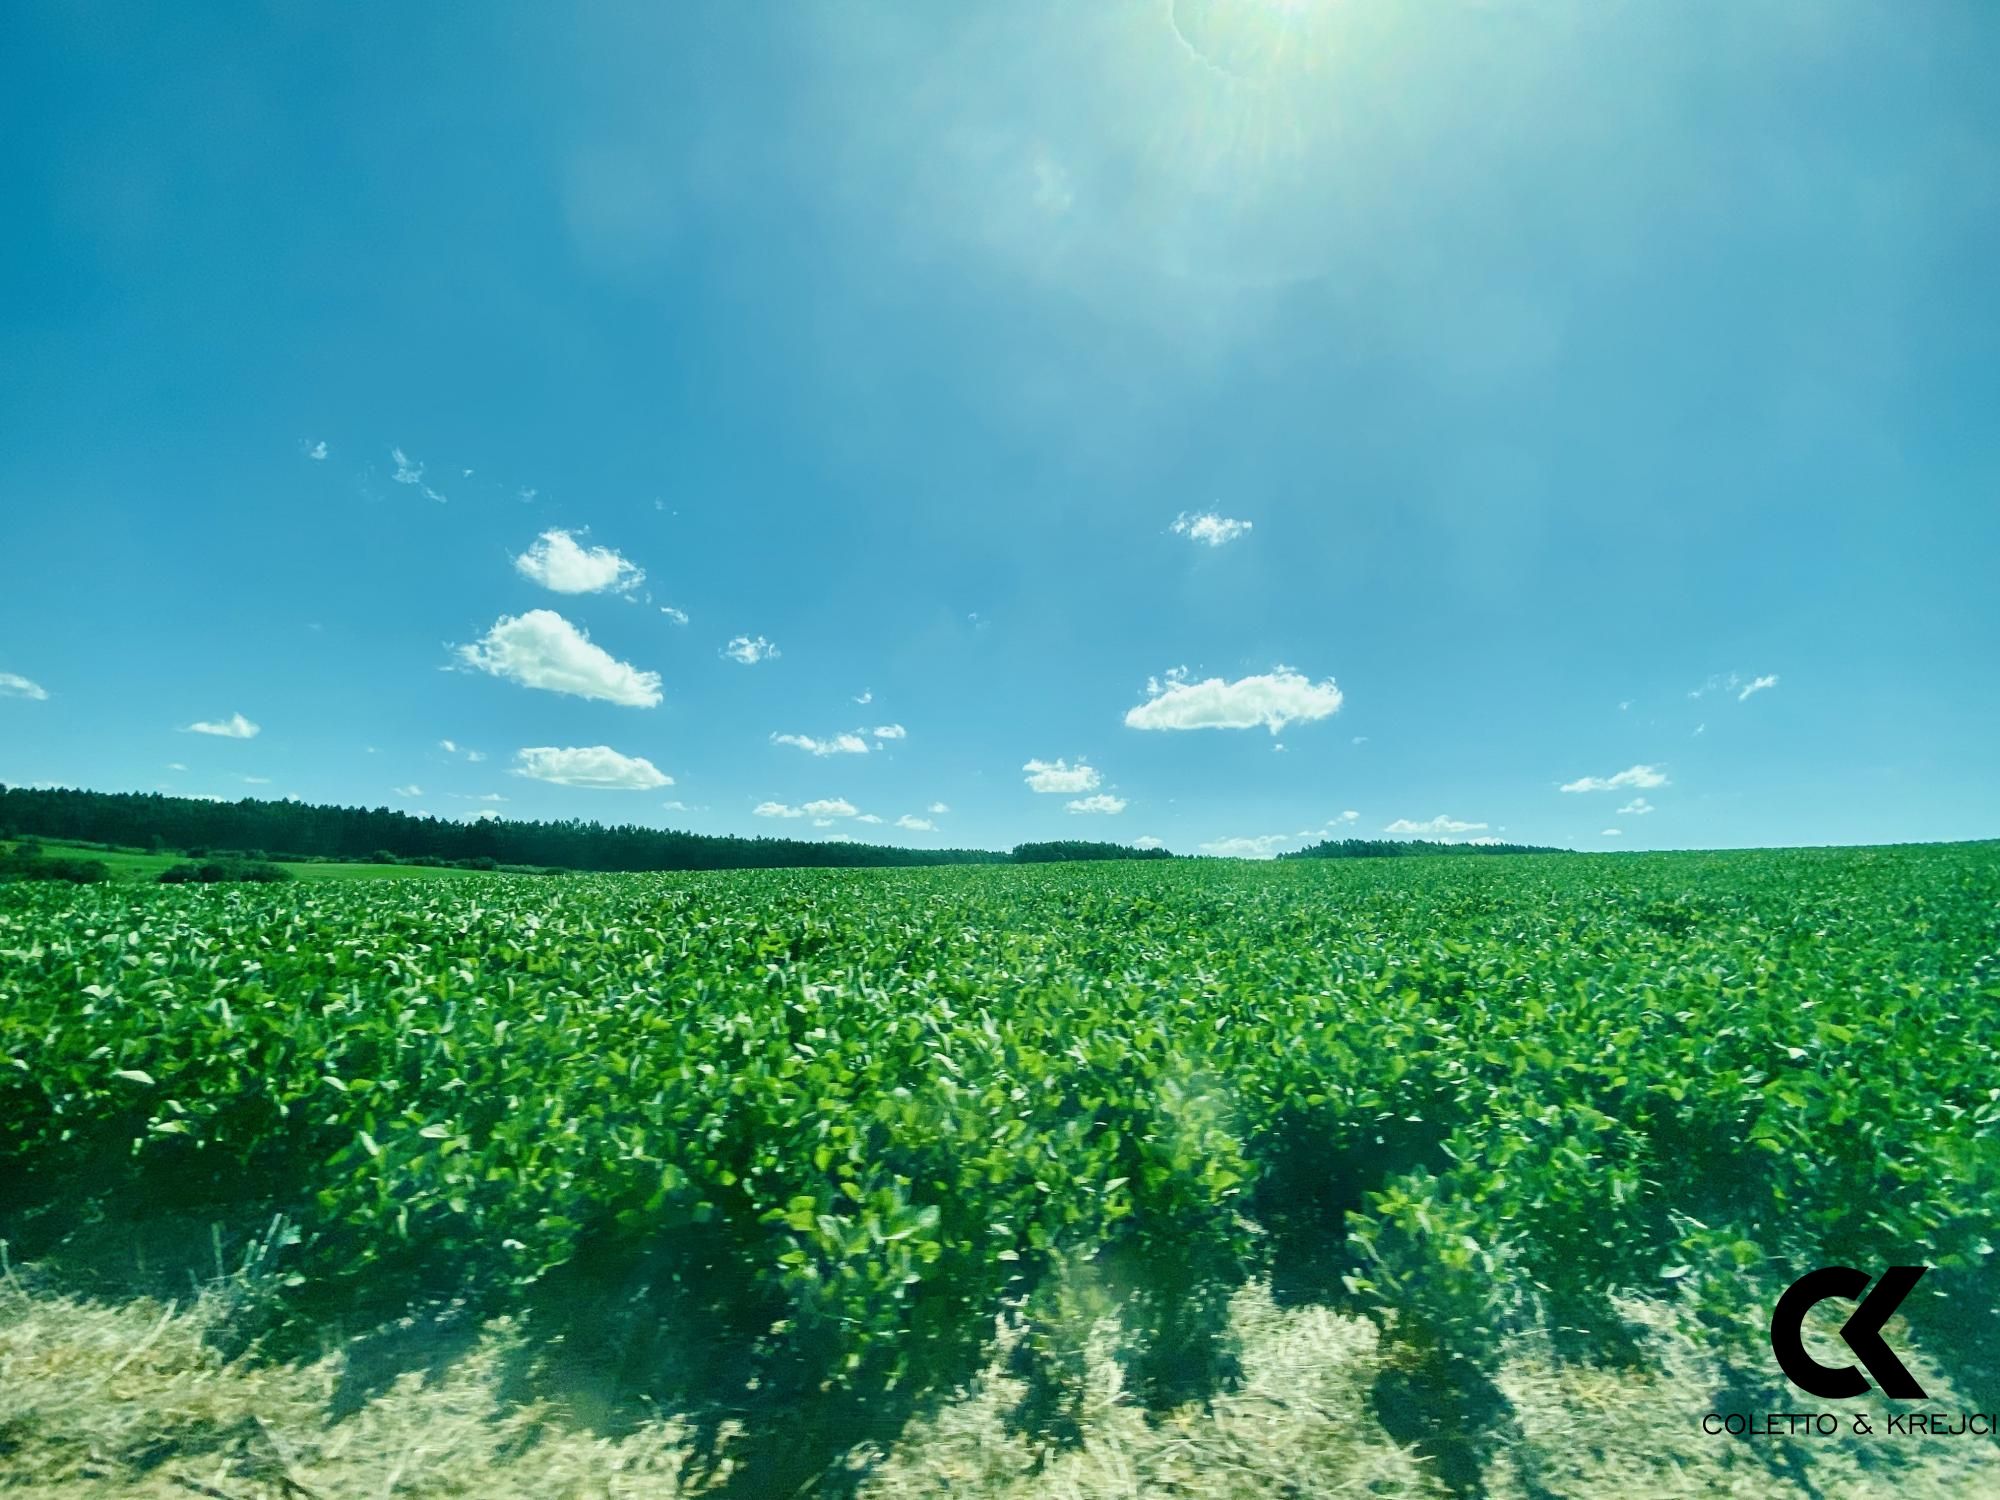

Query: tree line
<box><xmin>0</xmin><ymin>785</ymin><xmax>1011</xmax><ymax>872</ymax></box>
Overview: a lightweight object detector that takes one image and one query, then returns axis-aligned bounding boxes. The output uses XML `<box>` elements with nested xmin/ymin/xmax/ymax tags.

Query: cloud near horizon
<box><xmin>512</xmin><ymin>745</ymin><xmax>671</xmax><ymax>789</ymax></box>
<box><xmin>1383</xmin><ymin>814</ymin><xmax>1489</xmax><ymax>836</ymax></box>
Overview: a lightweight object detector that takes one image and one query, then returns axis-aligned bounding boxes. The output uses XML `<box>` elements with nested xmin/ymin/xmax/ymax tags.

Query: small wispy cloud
<box><xmin>1133</xmin><ymin>836</ymin><xmax>1165</xmax><ymax>850</ymax></box>
<box><xmin>1602</xmin><ymin>828</ymin><xmax>1624</xmax><ymax>837</ymax></box>
<box><xmin>1170</xmin><ymin>510</ymin><xmax>1253</xmax><ymax>547</ymax></box>
<box><xmin>1067</xmin><ymin>793</ymin><xmax>1127</xmax><ymax>815</ymax></box>
<box><xmin>1338</xmin><ymin>809</ymin><xmax>1360</xmax><ymax>823</ymax></box>
<box><xmin>927</xmin><ymin>802</ymin><xmax>949</xmax><ymax>815</ymax></box>
<box><xmin>895</xmin><ymin>814</ymin><xmax>936</xmax><ymax>831</ymax></box>
<box><xmin>390</xmin><ymin>446</ymin><xmax>447</xmax><ymax>503</ymax></box>
<box><xmin>872</xmin><ymin>724</ymin><xmax>906</xmax><ymax>741</ymax></box>
<box><xmin>394</xmin><ymin>784</ymin><xmax>423</xmax><ymax>798</ymax></box>
<box><xmin>185</xmin><ymin>712</ymin><xmax>260</xmax><ymax>739</ymax></box>
<box><xmin>723</xmin><ymin>635</ymin><xmax>779</xmax><ymax>665</ymax></box>
<box><xmin>1560</xmin><ymin>764</ymin><xmax>1667</xmax><ymax>794</ymax></box>
<box><xmin>772</xmin><ymin>731</ymin><xmax>870</xmax><ymax>757</ymax></box>
<box><xmin>1690</xmin><ymin>670</ymin><xmax>1780</xmax><ymax>702</ymax></box>
<box><xmin>659</xmin><ymin>606</ymin><xmax>689</xmax><ymax>626</ymax></box>
<box><xmin>241</xmin><ymin>775</ymin><xmax>272</xmax><ymax>785</ymax></box>
<box><xmin>439</xmin><ymin>739</ymin><xmax>487</xmax><ymax>763</ymax></box>
<box><xmin>0</xmin><ymin>672</ymin><xmax>49</xmax><ymax>701</ymax></box>
<box><xmin>853</xmin><ymin>690</ymin><xmax>872</xmax><ymax>705</ymax></box>
<box><xmin>1617</xmin><ymin>797</ymin><xmax>1656</xmax><ymax>816</ymax></box>
<box><xmin>305</xmin><ymin>440</ymin><xmax>328</xmax><ymax>461</ymax></box>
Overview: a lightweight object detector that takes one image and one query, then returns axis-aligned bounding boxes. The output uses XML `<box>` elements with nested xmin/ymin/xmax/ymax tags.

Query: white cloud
<box><xmin>512</xmin><ymin>745</ymin><xmax>671</xmax><ymax>790</ymax></box>
<box><xmin>1170</xmin><ymin>511</ymin><xmax>1253</xmax><ymax>547</ymax></box>
<box><xmin>1560</xmin><ymin>764</ymin><xmax>1668</xmax><ymax>794</ymax></box>
<box><xmin>1618</xmin><ymin>700</ymin><xmax>1632</xmax><ymax>711</ymax></box>
<box><xmin>856</xmin><ymin>813</ymin><xmax>884</xmax><ymax>824</ymax></box>
<box><xmin>1125</xmin><ymin>665</ymin><xmax>1342</xmax><ymax>735</ymax></box>
<box><xmin>1602</xmin><ymin>828</ymin><xmax>1623</xmax><ymax>837</ymax></box>
<box><xmin>853</xmin><ymin>690</ymin><xmax>872</xmax><ymax>705</ymax></box>
<box><xmin>1023</xmin><ymin>757</ymin><xmax>1100</xmax><ymax>793</ymax></box>
<box><xmin>772</xmin><ymin>731</ymin><xmax>870</xmax><ymax>757</ymax></box>
<box><xmin>896</xmin><ymin>814</ymin><xmax>936</xmax><ymax>831</ymax></box>
<box><xmin>456</xmin><ymin>610</ymin><xmax>663</xmax><ymax>707</ymax></box>
<box><xmin>0</xmin><ymin>673</ymin><xmax>49</xmax><ymax>701</ymax></box>
<box><xmin>1067</xmin><ymin>793</ymin><xmax>1127</xmax><ymax>815</ymax></box>
<box><xmin>1384</xmin><ymin>814</ymin><xmax>1489</xmax><ymax>836</ymax></box>
<box><xmin>927</xmin><ymin>802</ymin><xmax>950</xmax><ymax>815</ymax></box>
<box><xmin>1199</xmin><ymin>834</ymin><xmax>1295</xmax><ymax>859</ymax></box>
<box><xmin>167</xmin><ymin>762</ymin><xmax>187</xmax><ymax>772</ymax></box>
<box><xmin>1694</xmin><ymin>723</ymin><xmax>1706</xmax><ymax>736</ymax></box>
<box><xmin>241</xmin><ymin>775</ymin><xmax>271</xmax><ymax>785</ymax></box>
<box><xmin>1617</xmin><ymin>797</ymin><xmax>1656</xmax><ymax>816</ymax></box>
<box><xmin>1690</xmin><ymin>670</ymin><xmax>1778</xmax><ymax>702</ymax></box>
<box><xmin>306</xmin><ymin>440</ymin><xmax>328</xmax><ymax>461</ymax></box>
<box><xmin>451</xmin><ymin>792</ymin><xmax>507</xmax><ymax>803</ymax></box>
<box><xmin>722</xmin><ymin>635</ymin><xmax>780</xmax><ymax>665</ymax></box>
<box><xmin>660</xmin><ymin>605</ymin><xmax>689</xmax><ymax>625</ymax></box>
<box><xmin>1133</xmin><ymin>836</ymin><xmax>1165</xmax><ymax>850</ymax></box>
<box><xmin>471</xmin><ymin>809</ymin><xmax>501</xmax><ymax>822</ymax></box>
<box><xmin>440</xmin><ymin>739</ymin><xmax>458</xmax><ymax>753</ymax></box>
<box><xmin>186</xmin><ymin>712</ymin><xmax>260</xmax><ymax>739</ymax></box>
<box><xmin>394</xmin><ymin>784</ymin><xmax>423</xmax><ymax>798</ymax></box>
<box><xmin>391</xmin><ymin>446</ymin><xmax>447</xmax><ymax>503</ymax></box>
<box><xmin>872</xmin><ymin>724</ymin><xmax>907</xmax><ymax>741</ymax></box>
<box><xmin>755</xmin><ymin>797</ymin><xmax>859</xmax><ymax>820</ymax></box>
<box><xmin>1338</xmin><ymin>810</ymin><xmax>1360</xmax><ymax>823</ymax></box>
<box><xmin>514</xmin><ymin>529</ymin><xmax>645</xmax><ymax>594</ymax></box>
<box><xmin>1352</xmin><ymin>736</ymin><xmax>1368</xmax><ymax>745</ymax></box>
<box><xmin>663</xmin><ymin>800</ymin><xmax>690</xmax><ymax>812</ymax></box>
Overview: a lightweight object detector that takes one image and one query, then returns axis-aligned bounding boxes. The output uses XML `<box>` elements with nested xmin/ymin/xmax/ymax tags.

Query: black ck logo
<box><xmin>1770</xmin><ymin>1265</ymin><xmax>1928</xmax><ymax>1399</ymax></box>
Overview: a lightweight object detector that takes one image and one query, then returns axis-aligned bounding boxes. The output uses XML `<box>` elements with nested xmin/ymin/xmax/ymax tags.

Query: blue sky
<box><xmin>3</xmin><ymin>1</ymin><xmax>1995</xmax><ymax>855</ymax></box>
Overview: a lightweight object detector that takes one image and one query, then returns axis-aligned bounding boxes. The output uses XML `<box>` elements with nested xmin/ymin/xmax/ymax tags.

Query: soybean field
<box><xmin>3</xmin><ymin>843</ymin><xmax>1998</xmax><ymax>1497</ymax></box>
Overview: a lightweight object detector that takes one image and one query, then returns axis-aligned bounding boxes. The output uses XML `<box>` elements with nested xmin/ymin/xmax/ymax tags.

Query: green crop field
<box><xmin>4</xmin><ymin>838</ymin><xmax>508</xmax><ymax>883</ymax></box>
<box><xmin>3</xmin><ymin>844</ymin><xmax>1997</xmax><ymax>1498</ymax></box>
